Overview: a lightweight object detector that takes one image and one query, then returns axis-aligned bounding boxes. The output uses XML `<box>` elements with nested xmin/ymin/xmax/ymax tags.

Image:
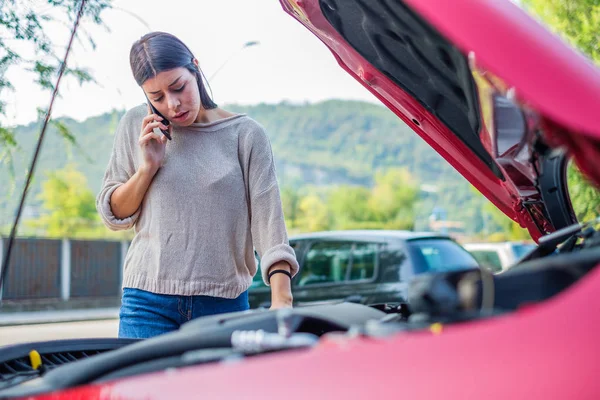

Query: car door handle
<box><xmin>344</xmin><ymin>295</ymin><xmax>365</xmax><ymax>304</ymax></box>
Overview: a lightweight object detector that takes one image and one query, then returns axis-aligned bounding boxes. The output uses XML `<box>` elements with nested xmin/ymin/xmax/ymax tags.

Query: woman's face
<box><xmin>142</xmin><ymin>67</ymin><xmax>201</xmax><ymax>126</ymax></box>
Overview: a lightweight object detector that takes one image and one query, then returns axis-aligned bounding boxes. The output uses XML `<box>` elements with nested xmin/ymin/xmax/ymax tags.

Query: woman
<box><xmin>96</xmin><ymin>32</ymin><xmax>298</xmax><ymax>339</ymax></box>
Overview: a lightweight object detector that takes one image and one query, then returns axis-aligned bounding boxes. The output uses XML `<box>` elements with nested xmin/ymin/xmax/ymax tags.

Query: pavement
<box><xmin>0</xmin><ymin>307</ymin><xmax>119</xmax><ymax>326</ymax></box>
<box><xmin>0</xmin><ymin>318</ymin><xmax>119</xmax><ymax>347</ymax></box>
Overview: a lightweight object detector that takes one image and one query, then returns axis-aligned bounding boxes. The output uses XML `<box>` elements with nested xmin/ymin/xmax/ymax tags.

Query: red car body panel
<box><xmin>280</xmin><ymin>0</ymin><xmax>600</xmax><ymax>240</ymax></box>
<box><xmin>403</xmin><ymin>0</ymin><xmax>600</xmax><ymax>196</ymax></box>
<box><xmin>32</xmin><ymin>265</ymin><xmax>600</xmax><ymax>399</ymax></box>
<box><xmin>24</xmin><ymin>1</ymin><xmax>600</xmax><ymax>398</ymax></box>
<box><xmin>405</xmin><ymin>0</ymin><xmax>600</xmax><ymax>141</ymax></box>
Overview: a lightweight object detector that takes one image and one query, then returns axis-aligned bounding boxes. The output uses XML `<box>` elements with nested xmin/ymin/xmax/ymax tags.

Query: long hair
<box><xmin>130</xmin><ymin>32</ymin><xmax>217</xmax><ymax>109</ymax></box>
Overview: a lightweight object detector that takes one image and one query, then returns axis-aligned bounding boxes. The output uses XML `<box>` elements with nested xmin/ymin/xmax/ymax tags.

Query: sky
<box><xmin>1</xmin><ymin>0</ymin><xmax>380</xmax><ymax>127</ymax></box>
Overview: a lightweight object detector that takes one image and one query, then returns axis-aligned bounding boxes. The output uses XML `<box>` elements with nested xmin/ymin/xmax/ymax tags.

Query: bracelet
<box><xmin>268</xmin><ymin>269</ymin><xmax>292</xmax><ymax>284</ymax></box>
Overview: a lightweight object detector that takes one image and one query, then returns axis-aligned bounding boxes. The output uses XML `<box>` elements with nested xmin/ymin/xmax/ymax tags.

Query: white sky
<box><xmin>1</xmin><ymin>0</ymin><xmax>379</xmax><ymax>127</ymax></box>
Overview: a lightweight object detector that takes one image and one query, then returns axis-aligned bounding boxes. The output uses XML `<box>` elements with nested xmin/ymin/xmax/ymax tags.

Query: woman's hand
<box><xmin>139</xmin><ymin>108</ymin><xmax>170</xmax><ymax>175</ymax></box>
<box><xmin>269</xmin><ymin>261</ymin><xmax>293</xmax><ymax>310</ymax></box>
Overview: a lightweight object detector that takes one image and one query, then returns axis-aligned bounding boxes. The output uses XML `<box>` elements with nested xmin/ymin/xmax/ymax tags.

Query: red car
<box><xmin>1</xmin><ymin>0</ymin><xmax>599</xmax><ymax>398</ymax></box>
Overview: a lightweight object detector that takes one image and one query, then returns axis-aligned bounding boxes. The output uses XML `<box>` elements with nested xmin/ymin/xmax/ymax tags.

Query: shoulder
<box><xmin>235</xmin><ymin>115</ymin><xmax>269</xmax><ymax>145</ymax></box>
<box><xmin>114</xmin><ymin>104</ymin><xmax>146</xmax><ymax>141</ymax></box>
<box><xmin>121</xmin><ymin>104</ymin><xmax>147</xmax><ymax>127</ymax></box>
<box><xmin>235</xmin><ymin>115</ymin><xmax>274</xmax><ymax>164</ymax></box>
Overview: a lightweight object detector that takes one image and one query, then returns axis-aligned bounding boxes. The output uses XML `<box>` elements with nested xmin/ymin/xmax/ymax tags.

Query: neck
<box><xmin>194</xmin><ymin>107</ymin><xmax>215</xmax><ymax>123</ymax></box>
<box><xmin>194</xmin><ymin>107</ymin><xmax>236</xmax><ymax>124</ymax></box>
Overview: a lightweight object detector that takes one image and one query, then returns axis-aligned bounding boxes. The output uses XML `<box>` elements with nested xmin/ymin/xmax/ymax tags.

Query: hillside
<box><xmin>0</xmin><ymin>100</ymin><xmax>487</xmax><ymax>233</ymax></box>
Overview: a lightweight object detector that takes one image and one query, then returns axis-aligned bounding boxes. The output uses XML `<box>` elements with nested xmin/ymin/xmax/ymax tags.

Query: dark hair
<box><xmin>130</xmin><ymin>32</ymin><xmax>217</xmax><ymax>109</ymax></box>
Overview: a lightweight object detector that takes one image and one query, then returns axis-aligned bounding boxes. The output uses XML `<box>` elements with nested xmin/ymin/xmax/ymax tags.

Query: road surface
<box><xmin>0</xmin><ymin>319</ymin><xmax>118</xmax><ymax>347</ymax></box>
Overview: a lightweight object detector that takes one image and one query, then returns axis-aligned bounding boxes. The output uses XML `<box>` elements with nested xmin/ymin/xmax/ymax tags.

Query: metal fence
<box><xmin>0</xmin><ymin>237</ymin><xmax>128</xmax><ymax>302</ymax></box>
<box><xmin>70</xmin><ymin>240</ymin><xmax>124</xmax><ymax>298</ymax></box>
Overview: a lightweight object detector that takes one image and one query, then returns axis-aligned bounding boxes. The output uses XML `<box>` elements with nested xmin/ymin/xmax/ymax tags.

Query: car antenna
<box><xmin>0</xmin><ymin>0</ymin><xmax>87</xmax><ymax>294</ymax></box>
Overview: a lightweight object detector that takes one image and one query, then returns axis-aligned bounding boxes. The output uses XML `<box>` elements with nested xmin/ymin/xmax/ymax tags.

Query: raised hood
<box><xmin>279</xmin><ymin>0</ymin><xmax>600</xmax><ymax>241</ymax></box>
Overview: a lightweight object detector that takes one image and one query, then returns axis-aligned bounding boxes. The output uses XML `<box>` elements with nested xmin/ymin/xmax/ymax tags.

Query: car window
<box><xmin>469</xmin><ymin>250</ymin><xmax>503</xmax><ymax>273</ymax></box>
<box><xmin>408</xmin><ymin>239</ymin><xmax>479</xmax><ymax>274</ymax></box>
<box><xmin>297</xmin><ymin>241</ymin><xmax>352</xmax><ymax>286</ymax></box>
<box><xmin>250</xmin><ymin>250</ymin><xmax>266</xmax><ymax>289</ymax></box>
<box><xmin>512</xmin><ymin>243</ymin><xmax>536</xmax><ymax>259</ymax></box>
<box><xmin>349</xmin><ymin>243</ymin><xmax>378</xmax><ymax>281</ymax></box>
<box><xmin>250</xmin><ymin>241</ymin><xmax>302</xmax><ymax>289</ymax></box>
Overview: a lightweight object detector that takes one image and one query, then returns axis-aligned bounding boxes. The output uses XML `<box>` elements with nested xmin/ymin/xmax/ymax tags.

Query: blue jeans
<box><xmin>118</xmin><ymin>288</ymin><xmax>250</xmax><ymax>339</ymax></box>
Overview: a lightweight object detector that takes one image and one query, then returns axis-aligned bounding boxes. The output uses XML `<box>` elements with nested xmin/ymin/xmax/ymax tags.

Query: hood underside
<box><xmin>280</xmin><ymin>0</ymin><xmax>600</xmax><ymax>241</ymax></box>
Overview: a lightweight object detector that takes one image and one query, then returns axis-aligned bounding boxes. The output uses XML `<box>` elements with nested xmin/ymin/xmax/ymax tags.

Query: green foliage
<box><xmin>26</xmin><ymin>164</ymin><xmax>98</xmax><ymax>237</ymax></box>
<box><xmin>367</xmin><ymin>168</ymin><xmax>418</xmax><ymax>229</ymax></box>
<box><xmin>22</xmin><ymin>164</ymin><xmax>129</xmax><ymax>239</ymax></box>
<box><xmin>6</xmin><ymin>98</ymin><xmax>586</xmax><ymax>241</ymax></box>
<box><xmin>0</xmin><ymin>0</ymin><xmax>111</xmax><ymax>173</ymax></box>
<box><xmin>285</xmin><ymin>167</ymin><xmax>418</xmax><ymax>234</ymax></box>
<box><xmin>522</xmin><ymin>0</ymin><xmax>600</xmax><ymax>64</ymax></box>
<box><xmin>0</xmin><ymin>109</ymin><xmax>124</xmax><ymax>234</ymax></box>
<box><xmin>567</xmin><ymin>162</ymin><xmax>600</xmax><ymax>222</ymax></box>
<box><xmin>464</xmin><ymin>184</ymin><xmax>531</xmax><ymax>242</ymax></box>
<box><xmin>0</xmin><ymin>125</ymin><xmax>19</xmax><ymax>185</ymax></box>
<box><xmin>281</xmin><ymin>185</ymin><xmax>301</xmax><ymax>229</ymax></box>
<box><xmin>521</xmin><ymin>0</ymin><xmax>600</xmax><ymax>222</ymax></box>
<box><xmin>297</xmin><ymin>194</ymin><xmax>330</xmax><ymax>232</ymax></box>
<box><xmin>228</xmin><ymin>100</ymin><xmax>450</xmax><ymax>184</ymax></box>
<box><xmin>482</xmin><ymin>201</ymin><xmax>531</xmax><ymax>242</ymax></box>
<box><xmin>327</xmin><ymin>185</ymin><xmax>372</xmax><ymax>228</ymax></box>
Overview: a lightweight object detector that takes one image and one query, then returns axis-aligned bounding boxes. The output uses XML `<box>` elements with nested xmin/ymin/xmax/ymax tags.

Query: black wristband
<box><xmin>268</xmin><ymin>269</ymin><xmax>292</xmax><ymax>284</ymax></box>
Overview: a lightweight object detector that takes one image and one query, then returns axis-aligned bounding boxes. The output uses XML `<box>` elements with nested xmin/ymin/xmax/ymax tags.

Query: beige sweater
<box><xmin>96</xmin><ymin>105</ymin><xmax>298</xmax><ymax>298</ymax></box>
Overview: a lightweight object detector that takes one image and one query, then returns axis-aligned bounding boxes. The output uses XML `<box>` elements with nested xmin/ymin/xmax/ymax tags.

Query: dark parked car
<box><xmin>248</xmin><ymin>230</ymin><xmax>479</xmax><ymax>308</ymax></box>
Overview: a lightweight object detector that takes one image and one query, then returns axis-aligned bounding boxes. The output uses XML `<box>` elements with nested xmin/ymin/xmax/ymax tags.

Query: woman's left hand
<box><xmin>270</xmin><ymin>298</ymin><xmax>293</xmax><ymax>310</ymax></box>
<box><xmin>269</xmin><ymin>261</ymin><xmax>293</xmax><ymax>310</ymax></box>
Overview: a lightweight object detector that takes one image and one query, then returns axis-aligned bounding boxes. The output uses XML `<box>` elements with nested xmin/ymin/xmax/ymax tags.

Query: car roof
<box><xmin>289</xmin><ymin>230</ymin><xmax>451</xmax><ymax>243</ymax></box>
<box><xmin>463</xmin><ymin>242</ymin><xmax>536</xmax><ymax>250</ymax></box>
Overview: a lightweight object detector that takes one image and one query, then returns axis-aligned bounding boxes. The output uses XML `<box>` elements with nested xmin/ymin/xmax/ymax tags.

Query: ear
<box><xmin>192</xmin><ymin>58</ymin><xmax>200</xmax><ymax>69</ymax></box>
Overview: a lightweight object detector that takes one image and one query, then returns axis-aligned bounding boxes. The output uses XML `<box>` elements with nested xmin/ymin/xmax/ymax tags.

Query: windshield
<box><xmin>512</xmin><ymin>243</ymin><xmax>536</xmax><ymax>259</ymax></box>
<box><xmin>407</xmin><ymin>239</ymin><xmax>480</xmax><ymax>274</ymax></box>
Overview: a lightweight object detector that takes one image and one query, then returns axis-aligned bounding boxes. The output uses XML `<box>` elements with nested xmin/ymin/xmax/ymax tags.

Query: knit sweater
<box><xmin>96</xmin><ymin>104</ymin><xmax>299</xmax><ymax>298</ymax></box>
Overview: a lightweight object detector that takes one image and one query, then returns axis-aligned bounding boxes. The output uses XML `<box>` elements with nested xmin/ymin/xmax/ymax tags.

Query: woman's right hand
<box><xmin>139</xmin><ymin>109</ymin><xmax>170</xmax><ymax>175</ymax></box>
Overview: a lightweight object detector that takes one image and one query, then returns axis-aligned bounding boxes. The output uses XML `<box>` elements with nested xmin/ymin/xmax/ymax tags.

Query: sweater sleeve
<box><xmin>242</xmin><ymin>122</ymin><xmax>299</xmax><ymax>286</ymax></box>
<box><xmin>96</xmin><ymin>108</ymin><xmax>141</xmax><ymax>231</ymax></box>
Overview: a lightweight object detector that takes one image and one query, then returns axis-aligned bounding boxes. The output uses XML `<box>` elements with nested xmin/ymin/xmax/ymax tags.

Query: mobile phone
<box><xmin>146</xmin><ymin>98</ymin><xmax>172</xmax><ymax>140</ymax></box>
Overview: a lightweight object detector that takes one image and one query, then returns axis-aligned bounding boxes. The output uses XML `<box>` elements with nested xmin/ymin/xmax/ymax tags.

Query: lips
<box><xmin>172</xmin><ymin>111</ymin><xmax>189</xmax><ymax>121</ymax></box>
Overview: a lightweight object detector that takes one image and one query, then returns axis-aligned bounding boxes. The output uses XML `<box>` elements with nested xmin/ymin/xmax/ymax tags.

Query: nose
<box><xmin>166</xmin><ymin>94</ymin><xmax>180</xmax><ymax>111</ymax></box>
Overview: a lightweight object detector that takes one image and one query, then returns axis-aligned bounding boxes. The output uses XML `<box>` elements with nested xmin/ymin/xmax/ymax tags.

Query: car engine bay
<box><xmin>0</xmin><ymin>219</ymin><xmax>598</xmax><ymax>399</ymax></box>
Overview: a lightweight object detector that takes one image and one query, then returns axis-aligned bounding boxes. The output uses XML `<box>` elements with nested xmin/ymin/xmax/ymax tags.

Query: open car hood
<box><xmin>279</xmin><ymin>0</ymin><xmax>600</xmax><ymax>241</ymax></box>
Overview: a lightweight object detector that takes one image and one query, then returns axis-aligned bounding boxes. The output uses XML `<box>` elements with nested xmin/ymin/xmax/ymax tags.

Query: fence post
<box><xmin>120</xmin><ymin>240</ymin><xmax>129</xmax><ymax>291</ymax></box>
<box><xmin>0</xmin><ymin>237</ymin><xmax>4</xmax><ymax>302</ymax></box>
<box><xmin>61</xmin><ymin>239</ymin><xmax>71</xmax><ymax>301</ymax></box>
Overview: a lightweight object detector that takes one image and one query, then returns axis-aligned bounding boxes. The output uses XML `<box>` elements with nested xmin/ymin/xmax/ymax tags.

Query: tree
<box><xmin>26</xmin><ymin>164</ymin><xmax>101</xmax><ymax>238</ymax></box>
<box><xmin>567</xmin><ymin>162</ymin><xmax>600</xmax><ymax>222</ymax></box>
<box><xmin>0</xmin><ymin>0</ymin><xmax>111</xmax><ymax>177</ymax></box>
<box><xmin>296</xmin><ymin>194</ymin><xmax>330</xmax><ymax>232</ymax></box>
<box><xmin>327</xmin><ymin>185</ymin><xmax>371</xmax><ymax>229</ymax></box>
<box><xmin>482</xmin><ymin>201</ymin><xmax>531</xmax><ymax>242</ymax></box>
<box><xmin>522</xmin><ymin>0</ymin><xmax>600</xmax><ymax>64</ymax></box>
<box><xmin>367</xmin><ymin>168</ymin><xmax>418</xmax><ymax>229</ymax></box>
<box><xmin>281</xmin><ymin>185</ymin><xmax>301</xmax><ymax>229</ymax></box>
